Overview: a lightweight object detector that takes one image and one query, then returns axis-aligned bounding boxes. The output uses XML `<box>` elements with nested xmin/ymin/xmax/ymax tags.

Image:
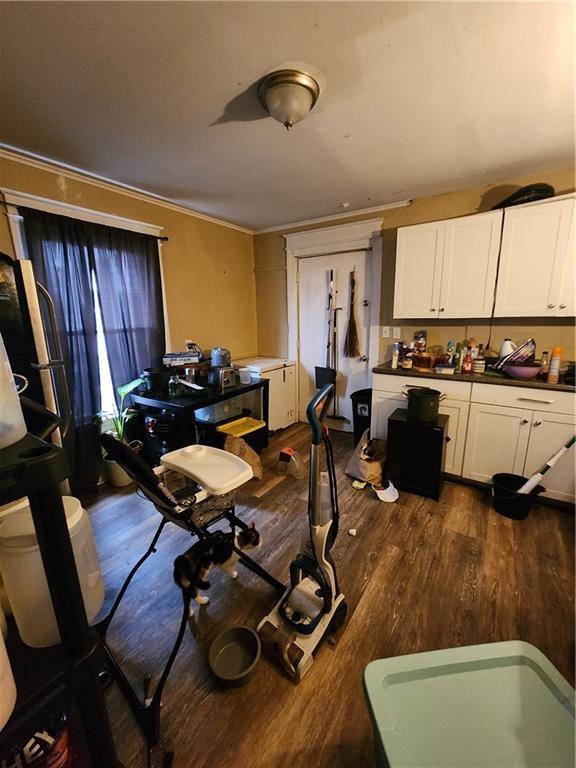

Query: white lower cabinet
<box><xmin>266</xmin><ymin>365</ymin><xmax>296</xmax><ymax>431</ymax></box>
<box><xmin>462</xmin><ymin>403</ymin><xmax>532</xmax><ymax>483</ymax></box>
<box><xmin>438</xmin><ymin>399</ymin><xmax>470</xmax><ymax>476</ymax></box>
<box><xmin>371</xmin><ymin>391</ymin><xmax>404</xmax><ymax>441</ymax></box>
<box><xmin>523</xmin><ymin>411</ymin><xmax>576</xmax><ymax>503</ymax></box>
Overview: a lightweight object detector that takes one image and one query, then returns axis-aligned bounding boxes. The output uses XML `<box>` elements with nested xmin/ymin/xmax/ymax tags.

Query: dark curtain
<box><xmin>20</xmin><ymin>207</ymin><xmax>165</xmax><ymax>492</ymax></box>
<box><xmin>21</xmin><ymin>208</ymin><xmax>102</xmax><ymax>492</ymax></box>
<box><xmin>91</xmin><ymin>226</ymin><xmax>165</xmax><ymax>400</ymax></box>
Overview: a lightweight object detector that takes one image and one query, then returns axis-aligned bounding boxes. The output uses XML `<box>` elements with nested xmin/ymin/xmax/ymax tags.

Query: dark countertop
<box><xmin>372</xmin><ymin>363</ymin><xmax>575</xmax><ymax>393</ymax></box>
<box><xmin>132</xmin><ymin>378</ymin><xmax>268</xmax><ymax>412</ymax></box>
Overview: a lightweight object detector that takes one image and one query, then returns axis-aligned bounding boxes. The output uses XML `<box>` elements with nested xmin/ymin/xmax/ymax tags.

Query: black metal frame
<box><xmin>94</xmin><ymin>465</ymin><xmax>284</xmax><ymax>750</ymax></box>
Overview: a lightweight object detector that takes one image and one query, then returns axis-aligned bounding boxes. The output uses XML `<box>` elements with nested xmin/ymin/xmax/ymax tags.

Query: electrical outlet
<box><xmin>393</xmin><ymin>327</ymin><xmax>402</xmax><ymax>340</ymax></box>
<box><xmin>381</xmin><ymin>326</ymin><xmax>390</xmax><ymax>338</ymax></box>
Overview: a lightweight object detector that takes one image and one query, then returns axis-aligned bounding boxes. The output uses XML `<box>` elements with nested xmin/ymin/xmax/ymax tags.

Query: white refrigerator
<box><xmin>235</xmin><ymin>357</ymin><xmax>296</xmax><ymax>432</ymax></box>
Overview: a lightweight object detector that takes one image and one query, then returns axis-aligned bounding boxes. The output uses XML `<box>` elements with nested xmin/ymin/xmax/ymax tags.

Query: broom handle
<box><xmin>517</xmin><ymin>435</ymin><xmax>575</xmax><ymax>494</ymax></box>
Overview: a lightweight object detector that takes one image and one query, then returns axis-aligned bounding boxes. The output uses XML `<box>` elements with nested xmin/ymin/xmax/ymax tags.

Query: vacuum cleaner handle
<box><xmin>306</xmin><ymin>383</ymin><xmax>334</xmax><ymax>445</ymax></box>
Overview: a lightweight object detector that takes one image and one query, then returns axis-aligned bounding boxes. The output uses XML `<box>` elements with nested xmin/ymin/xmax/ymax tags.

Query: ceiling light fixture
<box><xmin>257</xmin><ymin>66</ymin><xmax>321</xmax><ymax>131</ymax></box>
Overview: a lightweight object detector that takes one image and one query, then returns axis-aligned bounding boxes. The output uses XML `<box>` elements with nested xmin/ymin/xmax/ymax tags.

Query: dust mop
<box><xmin>517</xmin><ymin>435</ymin><xmax>576</xmax><ymax>494</ymax></box>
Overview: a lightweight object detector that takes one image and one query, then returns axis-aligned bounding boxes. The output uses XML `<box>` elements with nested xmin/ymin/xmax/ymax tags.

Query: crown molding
<box><xmin>254</xmin><ymin>199</ymin><xmax>412</xmax><ymax>235</ymax></box>
<box><xmin>0</xmin><ymin>145</ymin><xmax>253</xmax><ymax>235</ymax></box>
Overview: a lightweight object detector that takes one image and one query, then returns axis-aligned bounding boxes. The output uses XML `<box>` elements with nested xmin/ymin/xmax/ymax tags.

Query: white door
<box><xmin>370</xmin><ymin>391</ymin><xmax>405</xmax><ymax>440</ymax></box>
<box><xmin>298</xmin><ymin>252</ymin><xmax>370</xmax><ymax>430</ymax></box>
<box><xmin>495</xmin><ymin>199</ymin><xmax>574</xmax><ymax>317</ymax></box>
<box><xmin>523</xmin><ymin>411</ymin><xmax>576</xmax><ymax>503</ymax></box>
<box><xmin>393</xmin><ymin>221</ymin><xmax>444</xmax><ymax>319</ymax></box>
<box><xmin>463</xmin><ymin>403</ymin><xmax>532</xmax><ymax>483</ymax></box>
<box><xmin>439</xmin><ymin>211</ymin><xmax>502</xmax><ymax>318</ymax></box>
<box><xmin>438</xmin><ymin>399</ymin><xmax>470</xmax><ymax>476</ymax></box>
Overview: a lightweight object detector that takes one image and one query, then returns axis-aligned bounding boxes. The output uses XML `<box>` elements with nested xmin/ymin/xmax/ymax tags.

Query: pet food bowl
<box><xmin>503</xmin><ymin>364</ymin><xmax>541</xmax><ymax>380</ymax></box>
<box><xmin>208</xmin><ymin>626</ymin><xmax>261</xmax><ymax>686</ymax></box>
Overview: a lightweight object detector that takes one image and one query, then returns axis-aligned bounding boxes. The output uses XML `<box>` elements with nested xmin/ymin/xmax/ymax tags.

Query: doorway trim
<box><xmin>284</xmin><ymin>218</ymin><xmax>383</xmax><ymax>420</ymax></box>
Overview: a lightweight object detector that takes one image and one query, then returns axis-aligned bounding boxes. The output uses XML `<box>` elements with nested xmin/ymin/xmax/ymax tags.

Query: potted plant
<box><xmin>101</xmin><ymin>377</ymin><xmax>144</xmax><ymax>488</ymax></box>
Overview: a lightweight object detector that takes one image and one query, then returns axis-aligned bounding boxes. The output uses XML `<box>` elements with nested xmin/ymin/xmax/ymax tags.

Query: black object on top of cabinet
<box><xmin>386</xmin><ymin>408</ymin><xmax>449</xmax><ymax>501</ymax></box>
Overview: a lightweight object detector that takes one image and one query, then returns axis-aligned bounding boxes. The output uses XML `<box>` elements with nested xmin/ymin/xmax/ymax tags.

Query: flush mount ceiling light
<box><xmin>257</xmin><ymin>66</ymin><xmax>321</xmax><ymax>131</ymax></box>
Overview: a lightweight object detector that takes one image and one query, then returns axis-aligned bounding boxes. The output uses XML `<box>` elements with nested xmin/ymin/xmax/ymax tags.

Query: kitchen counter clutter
<box><xmin>372</xmin><ymin>363</ymin><xmax>575</xmax><ymax>393</ymax></box>
<box><xmin>372</xmin><ymin>368</ymin><xmax>575</xmax><ymax>503</ymax></box>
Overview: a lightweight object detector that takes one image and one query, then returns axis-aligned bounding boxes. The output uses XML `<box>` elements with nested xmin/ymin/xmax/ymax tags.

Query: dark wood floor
<box><xmin>86</xmin><ymin>424</ymin><xmax>575</xmax><ymax>768</ymax></box>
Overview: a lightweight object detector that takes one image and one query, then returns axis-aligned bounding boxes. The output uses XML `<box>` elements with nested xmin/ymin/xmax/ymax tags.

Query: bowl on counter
<box><xmin>503</xmin><ymin>363</ymin><xmax>542</xmax><ymax>381</ymax></box>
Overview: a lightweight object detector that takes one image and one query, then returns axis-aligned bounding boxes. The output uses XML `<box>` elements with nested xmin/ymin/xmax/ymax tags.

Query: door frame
<box><xmin>285</xmin><ymin>218</ymin><xmax>383</xmax><ymax>420</ymax></box>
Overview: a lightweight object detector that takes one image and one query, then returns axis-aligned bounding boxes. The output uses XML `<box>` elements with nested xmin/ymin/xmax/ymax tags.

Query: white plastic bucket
<box><xmin>0</xmin><ymin>333</ymin><xmax>26</xmax><ymax>450</ymax></box>
<box><xmin>0</xmin><ymin>629</ymin><xmax>16</xmax><ymax>729</ymax></box>
<box><xmin>0</xmin><ymin>497</ymin><xmax>104</xmax><ymax>648</ymax></box>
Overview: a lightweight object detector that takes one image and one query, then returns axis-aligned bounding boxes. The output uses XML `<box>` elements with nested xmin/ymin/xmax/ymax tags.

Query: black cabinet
<box><xmin>386</xmin><ymin>409</ymin><xmax>449</xmax><ymax>501</ymax></box>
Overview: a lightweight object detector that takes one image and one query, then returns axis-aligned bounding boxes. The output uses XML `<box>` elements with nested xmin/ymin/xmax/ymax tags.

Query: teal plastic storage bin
<box><xmin>364</xmin><ymin>641</ymin><xmax>575</xmax><ymax>768</ymax></box>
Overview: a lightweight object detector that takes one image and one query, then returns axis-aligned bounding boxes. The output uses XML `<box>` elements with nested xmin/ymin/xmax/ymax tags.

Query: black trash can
<box><xmin>350</xmin><ymin>388</ymin><xmax>372</xmax><ymax>446</ymax></box>
<box><xmin>491</xmin><ymin>473</ymin><xmax>544</xmax><ymax>520</ymax></box>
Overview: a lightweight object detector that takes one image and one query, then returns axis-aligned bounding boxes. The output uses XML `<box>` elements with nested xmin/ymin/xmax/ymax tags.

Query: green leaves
<box><xmin>112</xmin><ymin>377</ymin><xmax>144</xmax><ymax>442</ymax></box>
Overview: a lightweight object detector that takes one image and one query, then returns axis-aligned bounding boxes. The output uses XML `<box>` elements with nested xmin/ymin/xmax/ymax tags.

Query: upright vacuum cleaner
<box><xmin>258</xmin><ymin>383</ymin><xmax>347</xmax><ymax>681</ymax></box>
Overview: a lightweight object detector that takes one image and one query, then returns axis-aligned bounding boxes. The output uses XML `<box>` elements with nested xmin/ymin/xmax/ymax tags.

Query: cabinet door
<box><xmin>495</xmin><ymin>199</ymin><xmax>574</xmax><ymax>317</ymax></box>
<box><xmin>523</xmin><ymin>411</ymin><xmax>576</xmax><ymax>503</ymax></box>
<box><xmin>394</xmin><ymin>221</ymin><xmax>444</xmax><ymax>319</ymax></box>
<box><xmin>267</xmin><ymin>366</ymin><xmax>296</xmax><ymax>431</ymax></box>
<box><xmin>438</xmin><ymin>399</ymin><xmax>470</xmax><ymax>476</ymax></box>
<box><xmin>557</xmin><ymin>200</ymin><xmax>575</xmax><ymax>317</ymax></box>
<box><xmin>371</xmin><ymin>391</ymin><xmax>404</xmax><ymax>440</ymax></box>
<box><xmin>463</xmin><ymin>403</ymin><xmax>532</xmax><ymax>483</ymax></box>
<box><xmin>439</xmin><ymin>211</ymin><xmax>502</xmax><ymax>318</ymax></box>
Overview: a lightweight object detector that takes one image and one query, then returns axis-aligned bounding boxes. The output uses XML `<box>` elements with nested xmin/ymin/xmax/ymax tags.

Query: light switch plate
<box><xmin>393</xmin><ymin>327</ymin><xmax>402</xmax><ymax>339</ymax></box>
<box><xmin>382</xmin><ymin>326</ymin><xmax>390</xmax><ymax>338</ymax></box>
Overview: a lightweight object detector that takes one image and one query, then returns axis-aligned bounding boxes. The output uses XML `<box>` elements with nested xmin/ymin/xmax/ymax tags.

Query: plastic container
<box><xmin>491</xmin><ymin>473</ymin><xmax>544</xmax><ymax>520</ymax></box>
<box><xmin>364</xmin><ymin>640</ymin><xmax>575</xmax><ymax>768</ymax></box>
<box><xmin>195</xmin><ymin>396</ymin><xmax>243</xmax><ymax>424</ymax></box>
<box><xmin>0</xmin><ymin>497</ymin><xmax>104</xmax><ymax>647</ymax></box>
<box><xmin>0</xmin><ymin>627</ymin><xmax>16</xmax><ymax>730</ymax></box>
<box><xmin>350</xmin><ymin>389</ymin><xmax>372</xmax><ymax>446</ymax></box>
<box><xmin>238</xmin><ymin>367</ymin><xmax>251</xmax><ymax>385</ymax></box>
<box><xmin>0</xmin><ymin>334</ymin><xmax>27</xmax><ymax>450</ymax></box>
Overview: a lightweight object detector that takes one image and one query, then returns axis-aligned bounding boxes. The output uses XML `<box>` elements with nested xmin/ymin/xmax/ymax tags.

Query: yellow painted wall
<box><xmin>0</xmin><ymin>154</ymin><xmax>258</xmax><ymax>358</ymax></box>
<box><xmin>254</xmin><ymin>166</ymin><xmax>575</xmax><ymax>359</ymax></box>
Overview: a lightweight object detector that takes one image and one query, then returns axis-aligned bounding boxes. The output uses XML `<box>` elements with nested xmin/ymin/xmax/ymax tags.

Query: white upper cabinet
<box><xmin>495</xmin><ymin>197</ymin><xmax>575</xmax><ymax>317</ymax></box>
<box><xmin>393</xmin><ymin>211</ymin><xmax>501</xmax><ymax>319</ymax></box>
<box><xmin>438</xmin><ymin>211</ymin><xmax>502</xmax><ymax>318</ymax></box>
<box><xmin>394</xmin><ymin>221</ymin><xmax>444</xmax><ymax>319</ymax></box>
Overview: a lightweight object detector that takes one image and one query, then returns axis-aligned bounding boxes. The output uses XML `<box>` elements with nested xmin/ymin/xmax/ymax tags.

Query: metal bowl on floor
<box><xmin>208</xmin><ymin>626</ymin><xmax>261</xmax><ymax>686</ymax></box>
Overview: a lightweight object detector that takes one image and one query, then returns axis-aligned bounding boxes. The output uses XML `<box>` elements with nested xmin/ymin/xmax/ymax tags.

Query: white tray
<box><xmin>160</xmin><ymin>445</ymin><xmax>253</xmax><ymax>495</ymax></box>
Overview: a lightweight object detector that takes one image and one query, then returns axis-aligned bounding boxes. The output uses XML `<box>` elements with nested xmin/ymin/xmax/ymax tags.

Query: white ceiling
<box><xmin>0</xmin><ymin>2</ymin><xmax>574</xmax><ymax>230</ymax></box>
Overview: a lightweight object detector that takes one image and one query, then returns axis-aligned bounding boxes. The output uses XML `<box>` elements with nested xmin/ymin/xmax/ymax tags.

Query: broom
<box><xmin>344</xmin><ymin>269</ymin><xmax>360</xmax><ymax>358</ymax></box>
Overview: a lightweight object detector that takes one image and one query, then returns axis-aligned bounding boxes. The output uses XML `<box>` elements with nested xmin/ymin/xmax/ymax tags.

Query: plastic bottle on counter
<box><xmin>462</xmin><ymin>346</ymin><xmax>473</xmax><ymax>374</ymax></box>
<box><xmin>391</xmin><ymin>343</ymin><xmax>399</xmax><ymax>370</ymax></box>
<box><xmin>454</xmin><ymin>342</ymin><xmax>463</xmax><ymax>373</ymax></box>
<box><xmin>539</xmin><ymin>351</ymin><xmax>550</xmax><ymax>381</ymax></box>
<box><xmin>473</xmin><ymin>344</ymin><xmax>486</xmax><ymax>374</ymax></box>
<box><xmin>547</xmin><ymin>347</ymin><xmax>563</xmax><ymax>384</ymax></box>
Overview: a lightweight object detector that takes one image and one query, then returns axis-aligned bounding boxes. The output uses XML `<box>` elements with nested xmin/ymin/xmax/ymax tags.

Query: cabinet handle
<box><xmin>440</xmin><ymin>307</ymin><xmax>445</xmax><ymax>312</ymax></box>
<box><xmin>517</xmin><ymin>397</ymin><xmax>554</xmax><ymax>404</ymax></box>
<box><xmin>559</xmin><ymin>303</ymin><xmax>567</xmax><ymax>309</ymax></box>
<box><xmin>547</xmin><ymin>303</ymin><xmax>556</xmax><ymax>309</ymax></box>
<box><xmin>360</xmin><ymin>355</ymin><xmax>368</xmax><ymax>362</ymax></box>
<box><xmin>430</xmin><ymin>307</ymin><xmax>436</xmax><ymax>312</ymax></box>
<box><xmin>533</xmin><ymin>420</ymin><xmax>542</xmax><ymax>427</ymax></box>
<box><xmin>521</xmin><ymin>419</ymin><xmax>529</xmax><ymax>424</ymax></box>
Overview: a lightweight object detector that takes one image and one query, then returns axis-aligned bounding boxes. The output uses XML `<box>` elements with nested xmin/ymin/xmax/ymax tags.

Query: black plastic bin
<box><xmin>491</xmin><ymin>473</ymin><xmax>544</xmax><ymax>520</ymax></box>
<box><xmin>350</xmin><ymin>388</ymin><xmax>372</xmax><ymax>446</ymax></box>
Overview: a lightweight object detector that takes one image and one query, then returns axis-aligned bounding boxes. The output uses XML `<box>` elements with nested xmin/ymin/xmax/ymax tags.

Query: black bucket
<box><xmin>491</xmin><ymin>473</ymin><xmax>544</xmax><ymax>520</ymax></box>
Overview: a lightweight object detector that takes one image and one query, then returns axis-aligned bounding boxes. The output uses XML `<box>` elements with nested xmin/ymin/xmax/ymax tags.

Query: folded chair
<box><xmin>97</xmin><ymin>435</ymin><xmax>283</xmax><ymax>750</ymax></box>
